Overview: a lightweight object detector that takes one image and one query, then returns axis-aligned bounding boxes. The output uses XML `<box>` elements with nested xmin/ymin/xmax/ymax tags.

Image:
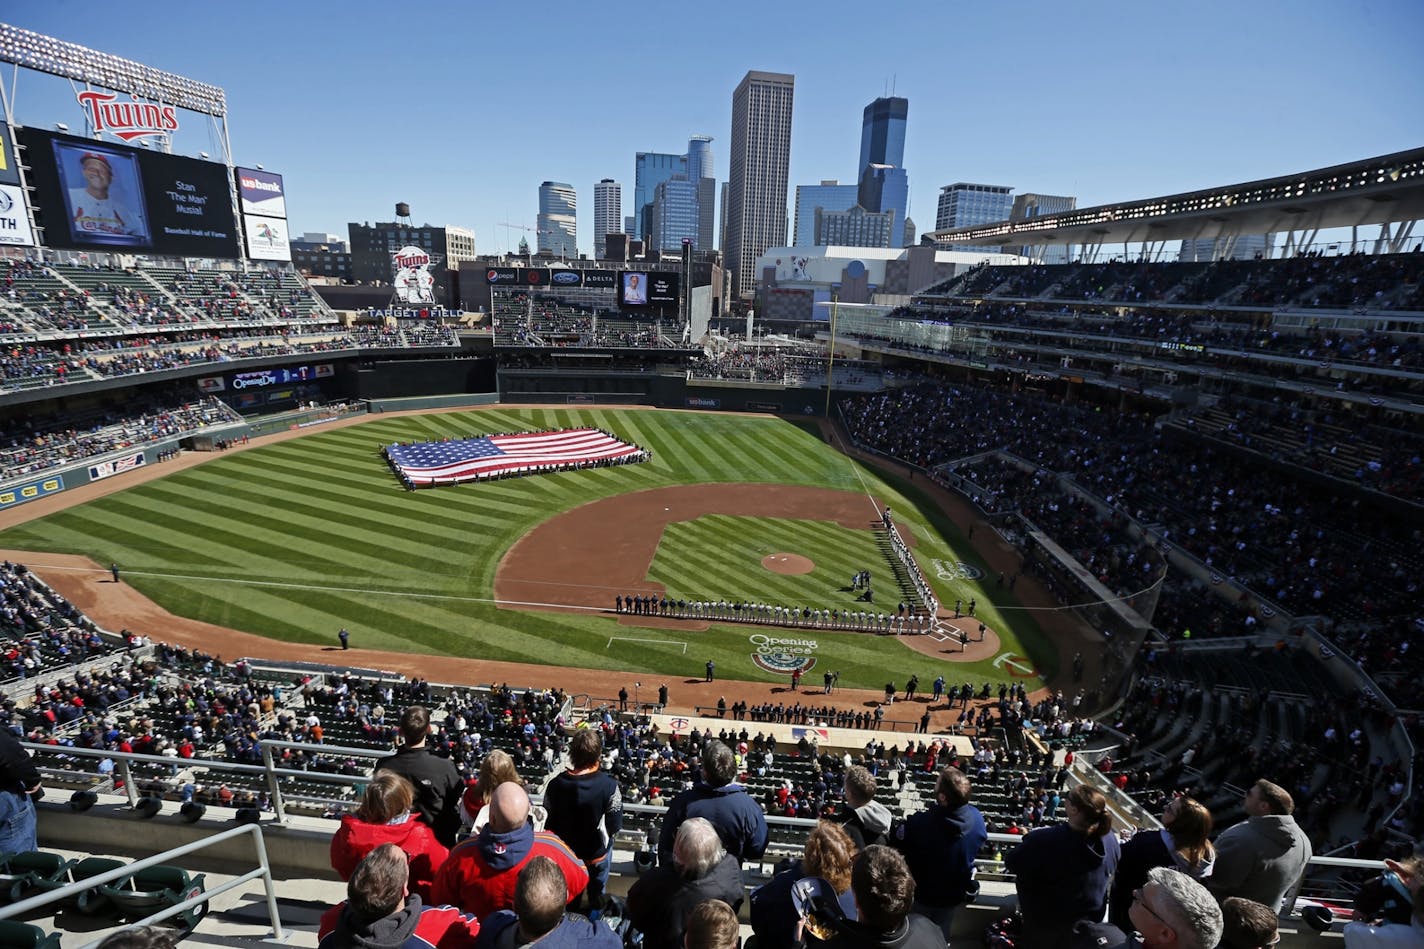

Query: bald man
<box><xmin>433</xmin><ymin>782</ymin><xmax>589</xmax><ymax>920</ymax></box>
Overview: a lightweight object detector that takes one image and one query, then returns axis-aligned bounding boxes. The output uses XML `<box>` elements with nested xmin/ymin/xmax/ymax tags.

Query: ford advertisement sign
<box><xmin>550</xmin><ymin>270</ymin><xmax>582</xmax><ymax>286</ymax></box>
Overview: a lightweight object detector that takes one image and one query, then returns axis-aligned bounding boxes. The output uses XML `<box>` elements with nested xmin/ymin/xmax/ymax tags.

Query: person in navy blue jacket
<box><xmin>474</xmin><ymin>855</ymin><xmax>621</xmax><ymax>949</ymax></box>
<box><xmin>659</xmin><ymin>739</ymin><xmax>768</xmax><ymax>868</ymax></box>
<box><xmin>543</xmin><ymin>727</ymin><xmax>623</xmax><ymax>913</ymax></box>
<box><xmin>889</xmin><ymin>766</ymin><xmax>987</xmax><ymax>942</ymax></box>
<box><xmin>1005</xmin><ymin>783</ymin><xmax>1119</xmax><ymax>949</ymax></box>
<box><xmin>319</xmin><ymin>844</ymin><xmax>480</xmax><ymax>949</ymax></box>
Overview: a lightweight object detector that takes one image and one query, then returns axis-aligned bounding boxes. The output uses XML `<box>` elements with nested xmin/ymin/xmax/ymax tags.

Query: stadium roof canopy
<box><xmin>928</xmin><ymin>147</ymin><xmax>1424</xmax><ymax>251</ymax></box>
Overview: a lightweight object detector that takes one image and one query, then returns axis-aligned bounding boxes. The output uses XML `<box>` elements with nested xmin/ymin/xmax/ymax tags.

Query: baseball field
<box><xmin>0</xmin><ymin>407</ymin><xmax>1059</xmax><ymax>690</ymax></box>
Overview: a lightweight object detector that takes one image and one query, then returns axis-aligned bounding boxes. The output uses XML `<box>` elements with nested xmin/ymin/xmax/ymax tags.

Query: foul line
<box><xmin>607</xmin><ymin>636</ymin><xmax>687</xmax><ymax>654</ymax></box>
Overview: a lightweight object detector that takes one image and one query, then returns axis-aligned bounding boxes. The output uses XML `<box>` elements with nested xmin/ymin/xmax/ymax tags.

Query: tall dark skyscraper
<box><xmin>859</xmin><ymin>96</ymin><xmax>907</xmax><ymax>171</ymax></box>
<box><xmin>857</xmin><ymin>96</ymin><xmax>909</xmax><ymax>247</ymax></box>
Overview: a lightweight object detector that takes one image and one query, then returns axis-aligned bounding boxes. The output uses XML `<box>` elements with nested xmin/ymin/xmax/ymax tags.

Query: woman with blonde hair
<box><xmin>1005</xmin><ymin>783</ymin><xmax>1119</xmax><ymax>948</ymax></box>
<box><xmin>330</xmin><ymin>770</ymin><xmax>448</xmax><ymax>899</ymax></box>
<box><xmin>750</xmin><ymin>821</ymin><xmax>860</xmax><ymax>949</ymax></box>
<box><xmin>460</xmin><ymin>750</ymin><xmax>546</xmax><ymax>830</ymax></box>
<box><xmin>1109</xmin><ymin>795</ymin><xmax>1216</xmax><ymax>930</ymax></box>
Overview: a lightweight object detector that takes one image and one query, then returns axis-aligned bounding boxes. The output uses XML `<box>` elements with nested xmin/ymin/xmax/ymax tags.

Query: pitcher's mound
<box><xmin>762</xmin><ymin>553</ymin><xmax>814</xmax><ymax>575</ymax></box>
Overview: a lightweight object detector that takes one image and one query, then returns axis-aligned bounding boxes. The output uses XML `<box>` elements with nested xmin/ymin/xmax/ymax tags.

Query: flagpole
<box><xmin>823</xmin><ymin>292</ymin><xmax>839</xmax><ymax>419</ymax></box>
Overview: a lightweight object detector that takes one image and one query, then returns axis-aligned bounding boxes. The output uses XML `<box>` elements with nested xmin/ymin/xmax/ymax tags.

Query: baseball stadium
<box><xmin>0</xmin><ymin>21</ymin><xmax>1418</xmax><ymax>949</ymax></box>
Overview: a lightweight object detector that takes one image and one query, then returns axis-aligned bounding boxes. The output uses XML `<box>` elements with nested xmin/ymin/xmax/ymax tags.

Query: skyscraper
<box><xmin>859</xmin><ymin>96</ymin><xmax>907</xmax><ymax>171</ymax></box>
<box><xmin>633</xmin><ymin>152</ymin><xmax>686</xmax><ymax>243</ymax></box>
<box><xmin>935</xmin><ymin>182</ymin><xmax>1013</xmax><ymax>232</ymax></box>
<box><xmin>1011</xmin><ymin>192</ymin><xmax>1077</xmax><ymax>263</ymax></box>
<box><xmin>857</xmin><ymin>97</ymin><xmax>910</xmax><ymax>247</ymax></box>
<box><xmin>726</xmin><ymin>70</ymin><xmax>794</xmax><ymax>299</ymax></box>
<box><xmin>594</xmin><ymin>178</ymin><xmax>622</xmax><ymax>260</ymax></box>
<box><xmin>537</xmin><ymin>181</ymin><xmax>577</xmax><ymax>258</ymax></box>
<box><xmin>935</xmin><ymin>183</ymin><xmax>1012</xmax><ymax>252</ymax></box>
<box><xmin>794</xmin><ymin>181</ymin><xmax>859</xmax><ymax>246</ymax></box>
<box><xmin>686</xmin><ymin>135</ymin><xmax>716</xmax><ymax>252</ymax></box>
<box><xmin>647</xmin><ymin>177</ymin><xmax>699</xmax><ymax>252</ymax></box>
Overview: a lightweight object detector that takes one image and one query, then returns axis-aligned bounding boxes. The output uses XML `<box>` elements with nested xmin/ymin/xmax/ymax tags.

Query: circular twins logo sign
<box><xmin>749</xmin><ymin>633</ymin><xmax>818</xmax><ymax>674</ymax></box>
<box><xmin>932</xmin><ymin>559</ymin><xmax>985</xmax><ymax>581</ymax></box>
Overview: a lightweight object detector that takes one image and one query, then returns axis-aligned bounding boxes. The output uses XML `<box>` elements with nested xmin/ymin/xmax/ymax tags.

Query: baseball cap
<box><xmin>79</xmin><ymin>152</ymin><xmax>112</xmax><ymax>171</ymax></box>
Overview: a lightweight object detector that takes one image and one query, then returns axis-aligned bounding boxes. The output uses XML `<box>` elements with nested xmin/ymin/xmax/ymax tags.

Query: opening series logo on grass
<box><xmin>750</xmin><ymin>633</ymin><xmax>819</xmax><ymax>674</ymax></box>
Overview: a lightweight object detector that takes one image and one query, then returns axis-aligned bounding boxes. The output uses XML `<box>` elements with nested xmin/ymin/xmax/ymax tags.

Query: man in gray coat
<box><xmin>1207</xmin><ymin>779</ymin><xmax>1313</xmax><ymax>911</ymax></box>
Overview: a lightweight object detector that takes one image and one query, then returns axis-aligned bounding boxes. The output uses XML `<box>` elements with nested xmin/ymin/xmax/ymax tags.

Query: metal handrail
<box><xmin>0</xmin><ymin>821</ymin><xmax>283</xmax><ymax>946</ymax></box>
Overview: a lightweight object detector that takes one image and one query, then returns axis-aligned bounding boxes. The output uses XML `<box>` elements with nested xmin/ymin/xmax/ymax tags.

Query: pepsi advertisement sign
<box><xmin>486</xmin><ymin>267</ymin><xmax>519</xmax><ymax>284</ymax></box>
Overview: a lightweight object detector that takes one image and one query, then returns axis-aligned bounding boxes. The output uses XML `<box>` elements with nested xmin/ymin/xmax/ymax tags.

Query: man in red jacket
<box><xmin>432</xmin><ymin>781</ymin><xmax>588</xmax><ymax>919</ymax></box>
<box><xmin>319</xmin><ymin>844</ymin><xmax>479</xmax><ymax>948</ymax></box>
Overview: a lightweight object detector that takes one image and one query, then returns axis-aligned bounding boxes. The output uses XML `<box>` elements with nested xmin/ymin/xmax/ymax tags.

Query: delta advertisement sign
<box><xmin>485</xmin><ymin>268</ymin><xmax>618</xmax><ymax>288</ymax></box>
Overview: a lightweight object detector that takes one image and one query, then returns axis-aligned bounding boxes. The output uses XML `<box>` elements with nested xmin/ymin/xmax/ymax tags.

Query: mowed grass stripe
<box><xmin>110</xmin><ymin>489</ymin><xmax>380</xmax><ymax>577</ymax></box>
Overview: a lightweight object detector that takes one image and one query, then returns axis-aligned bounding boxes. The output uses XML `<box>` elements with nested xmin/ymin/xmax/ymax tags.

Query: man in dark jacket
<box><xmin>889</xmin><ymin>767</ymin><xmax>987</xmax><ymax>941</ymax></box>
<box><xmin>821</xmin><ymin>847</ymin><xmax>944</xmax><ymax>949</ymax></box>
<box><xmin>473</xmin><ymin>855</ymin><xmax>621</xmax><ymax>949</ymax></box>
<box><xmin>319</xmin><ymin>843</ymin><xmax>480</xmax><ymax>948</ymax></box>
<box><xmin>543</xmin><ymin>727</ymin><xmax>623</xmax><ymax>912</ymax></box>
<box><xmin>628</xmin><ymin>818</ymin><xmax>746</xmax><ymax>949</ymax></box>
<box><xmin>659</xmin><ymin>740</ymin><xmax>768</xmax><ymax>867</ymax></box>
<box><xmin>375</xmin><ymin>706</ymin><xmax>465</xmax><ymax>847</ymax></box>
<box><xmin>833</xmin><ymin>765</ymin><xmax>892</xmax><ymax>851</ymax></box>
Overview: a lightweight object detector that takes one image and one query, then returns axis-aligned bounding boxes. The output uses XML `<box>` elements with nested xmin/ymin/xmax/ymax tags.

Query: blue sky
<box><xmin>5</xmin><ymin>0</ymin><xmax>1422</xmax><ymax>257</ymax></box>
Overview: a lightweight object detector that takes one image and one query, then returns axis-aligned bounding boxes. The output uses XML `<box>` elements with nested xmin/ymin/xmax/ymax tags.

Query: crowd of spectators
<box><xmin>928</xmin><ymin>251</ymin><xmax>1424</xmax><ymax>312</ymax></box>
<box><xmin>841</xmin><ymin>379</ymin><xmax>1424</xmax><ymax>717</ymax></box>
<box><xmin>0</xmin><ymin>391</ymin><xmax>239</xmax><ymax>483</ymax></box>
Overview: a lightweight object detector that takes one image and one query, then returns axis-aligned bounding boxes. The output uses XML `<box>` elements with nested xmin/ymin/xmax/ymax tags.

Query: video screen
<box><xmin>619</xmin><ymin>271</ymin><xmax>649</xmax><ymax>306</ymax></box>
<box><xmin>19</xmin><ymin>127</ymin><xmax>239</xmax><ymax>257</ymax></box>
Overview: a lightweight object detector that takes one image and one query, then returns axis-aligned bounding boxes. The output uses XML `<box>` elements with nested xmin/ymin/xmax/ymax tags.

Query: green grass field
<box><xmin>0</xmin><ymin>407</ymin><xmax>1058</xmax><ymax>689</ymax></box>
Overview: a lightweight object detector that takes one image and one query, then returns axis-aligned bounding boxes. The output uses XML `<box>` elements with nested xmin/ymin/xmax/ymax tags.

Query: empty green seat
<box><xmin>0</xmin><ymin>851</ymin><xmax>75</xmax><ymax>903</ymax></box>
<box><xmin>101</xmin><ymin>864</ymin><xmax>208</xmax><ymax>930</ymax></box>
<box><xmin>0</xmin><ymin>920</ymin><xmax>61</xmax><ymax>949</ymax></box>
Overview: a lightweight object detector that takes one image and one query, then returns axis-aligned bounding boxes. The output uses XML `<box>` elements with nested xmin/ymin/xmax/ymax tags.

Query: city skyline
<box><xmin>1</xmin><ymin>1</ymin><xmax>1421</xmax><ymax>259</ymax></box>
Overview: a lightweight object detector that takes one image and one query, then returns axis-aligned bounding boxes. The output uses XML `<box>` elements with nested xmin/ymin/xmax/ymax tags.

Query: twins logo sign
<box><xmin>750</xmin><ymin>633</ymin><xmax>818</xmax><ymax>675</ymax></box>
<box><xmin>931</xmin><ymin>559</ymin><xmax>985</xmax><ymax>582</ymax></box>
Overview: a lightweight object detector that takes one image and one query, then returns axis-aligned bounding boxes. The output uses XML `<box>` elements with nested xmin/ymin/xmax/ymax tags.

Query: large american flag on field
<box><xmin>387</xmin><ymin>428</ymin><xmax>646</xmax><ymax>486</ymax></box>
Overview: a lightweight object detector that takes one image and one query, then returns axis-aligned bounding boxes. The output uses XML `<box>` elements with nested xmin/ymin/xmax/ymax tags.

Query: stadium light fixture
<box><xmin>53</xmin><ymin>122</ymin><xmax>67</xmax><ymax>131</ymax></box>
<box><xmin>199</xmin><ymin>151</ymin><xmax>209</xmax><ymax>159</ymax></box>
<box><xmin>0</xmin><ymin>23</ymin><xmax>226</xmax><ymax>117</ymax></box>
